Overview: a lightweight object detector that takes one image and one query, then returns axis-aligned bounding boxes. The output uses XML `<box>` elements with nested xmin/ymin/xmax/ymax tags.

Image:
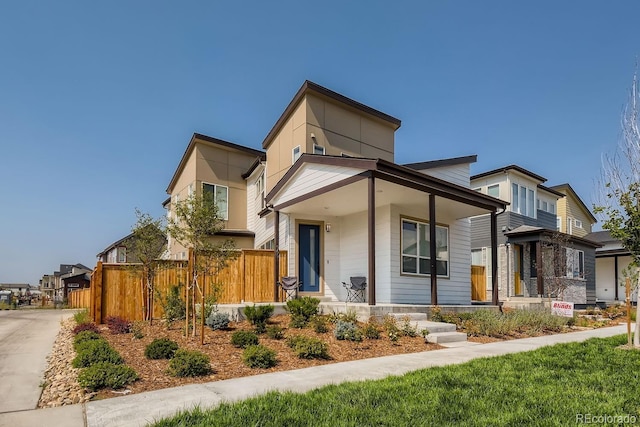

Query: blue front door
<box><xmin>299</xmin><ymin>224</ymin><xmax>321</xmax><ymax>292</ymax></box>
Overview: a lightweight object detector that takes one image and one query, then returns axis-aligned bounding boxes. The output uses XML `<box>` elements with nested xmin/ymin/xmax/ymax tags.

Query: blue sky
<box><xmin>1</xmin><ymin>1</ymin><xmax>639</xmax><ymax>286</ymax></box>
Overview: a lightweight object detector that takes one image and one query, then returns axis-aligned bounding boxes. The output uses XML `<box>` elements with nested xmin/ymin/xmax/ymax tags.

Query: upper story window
<box><xmin>202</xmin><ymin>183</ymin><xmax>229</xmax><ymax>220</ymax></box>
<box><xmin>574</xmin><ymin>219</ymin><xmax>583</xmax><ymax>229</ymax></box>
<box><xmin>401</xmin><ymin>218</ymin><xmax>449</xmax><ymax>277</ymax></box>
<box><xmin>487</xmin><ymin>184</ymin><xmax>500</xmax><ymax>198</ymax></box>
<box><xmin>313</xmin><ymin>144</ymin><xmax>325</xmax><ymax>155</ymax></box>
<box><xmin>255</xmin><ymin>173</ymin><xmax>265</xmax><ymax>210</ymax></box>
<box><xmin>511</xmin><ymin>183</ymin><xmax>535</xmax><ymax>218</ymax></box>
<box><xmin>292</xmin><ymin>146</ymin><xmax>301</xmax><ymax>164</ymax></box>
<box><xmin>537</xmin><ymin>199</ymin><xmax>556</xmax><ymax>215</ymax></box>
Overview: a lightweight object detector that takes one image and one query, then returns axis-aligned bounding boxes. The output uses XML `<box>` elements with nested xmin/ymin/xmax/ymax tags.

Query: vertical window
<box><xmin>256</xmin><ymin>173</ymin><xmax>265</xmax><ymax>210</ymax></box>
<box><xmin>512</xmin><ymin>184</ymin><xmax>519</xmax><ymax>213</ymax></box>
<box><xmin>565</xmin><ymin>248</ymin><xmax>584</xmax><ymax>279</ymax></box>
<box><xmin>401</xmin><ymin>218</ymin><xmax>449</xmax><ymax>276</ymax></box>
<box><xmin>313</xmin><ymin>144</ymin><xmax>325</xmax><ymax>155</ymax></box>
<box><xmin>527</xmin><ymin>189</ymin><xmax>535</xmax><ymax>217</ymax></box>
<box><xmin>487</xmin><ymin>184</ymin><xmax>499</xmax><ymax>198</ymax></box>
<box><xmin>556</xmin><ymin>217</ymin><xmax>561</xmax><ymax>231</ymax></box>
<box><xmin>567</xmin><ymin>217</ymin><xmax>573</xmax><ymax>234</ymax></box>
<box><xmin>550</xmin><ymin>203</ymin><xmax>555</xmax><ymax>214</ymax></box>
<box><xmin>542</xmin><ymin>201</ymin><xmax>548</xmax><ymax>212</ymax></box>
<box><xmin>520</xmin><ymin>186</ymin><xmax>527</xmax><ymax>215</ymax></box>
<box><xmin>292</xmin><ymin>146</ymin><xmax>301</xmax><ymax>164</ymax></box>
<box><xmin>202</xmin><ymin>183</ymin><xmax>229</xmax><ymax>220</ymax></box>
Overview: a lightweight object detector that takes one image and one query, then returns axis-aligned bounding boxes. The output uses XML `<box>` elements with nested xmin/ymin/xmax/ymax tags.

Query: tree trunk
<box><xmin>635</xmin><ymin>278</ymin><xmax>640</xmax><ymax>348</ymax></box>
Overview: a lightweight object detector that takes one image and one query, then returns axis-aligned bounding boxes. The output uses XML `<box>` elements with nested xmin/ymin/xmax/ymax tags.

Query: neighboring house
<box><xmin>470</xmin><ymin>166</ymin><xmax>601</xmax><ymax>306</ymax></box>
<box><xmin>42</xmin><ymin>264</ymin><xmax>92</xmax><ymax>302</ymax></box>
<box><xmin>166</xmin><ymin>80</ymin><xmax>507</xmax><ymax>306</ymax></box>
<box><xmin>97</xmin><ymin>227</ymin><xmax>166</xmax><ymax>263</ymax></box>
<box><xmin>60</xmin><ymin>271</ymin><xmax>91</xmax><ymax>300</ymax></box>
<box><xmin>586</xmin><ymin>230</ymin><xmax>637</xmax><ymax>305</ymax></box>
<box><xmin>165</xmin><ymin>133</ymin><xmax>266</xmax><ymax>260</ymax></box>
<box><xmin>0</xmin><ymin>283</ymin><xmax>33</xmax><ymax>296</ymax></box>
<box><xmin>550</xmin><ymin>183</ymin><xmax>597</xmax><ymax>237</ymax></box>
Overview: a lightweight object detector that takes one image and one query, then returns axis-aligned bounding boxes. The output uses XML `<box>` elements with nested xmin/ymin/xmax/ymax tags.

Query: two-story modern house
<box><xmin>165</xmin><ymin>80</ymin><xmax>507</xmax><ymax>306</ymax></box>
<box><xmin>550</xmin><ymin>183</ymin><xmax>597</xmax><ymax>237</ymax></box>
<box><xmin>471</xmin><ymin>166</ymin><xmax>601</xmax><ymax>306</ymax></box>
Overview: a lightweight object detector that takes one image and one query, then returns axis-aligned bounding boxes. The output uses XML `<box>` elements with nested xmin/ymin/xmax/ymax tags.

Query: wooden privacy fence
<box><xmin>68</xmin><ymin>288</ymin><xmax>91</xmax><ymax>309</ymax></box>
<box><xmin>88</xmin><ymin>250</ymin><xmax>288</xmax><ymax>323</ymax></box>
<box><xmin>471</xmin><ymin>265</ymin><xmax>486</xmax><ymax>301</ymax></box>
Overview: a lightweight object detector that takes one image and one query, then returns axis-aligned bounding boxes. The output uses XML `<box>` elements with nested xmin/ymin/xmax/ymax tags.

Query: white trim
<box><xmin>313</xmin><ymin>144</ymin><xmax>325</xmax><ymax>155</ymax></box>
<box><xmin>292</xmin><ymin>145</ymin><xmax>301</xmax><ymax>164</ymax></box>
<box><xmin>202</xmin><ymin>182</ymin><xmax>229</xmax><ymax>220</ymax></box>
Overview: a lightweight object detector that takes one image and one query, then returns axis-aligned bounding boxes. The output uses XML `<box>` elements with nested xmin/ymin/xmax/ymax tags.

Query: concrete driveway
<box><xmin>0</xmin><ymin>309</ymin><xmax>74</xmax><ymax>414</ymax></box>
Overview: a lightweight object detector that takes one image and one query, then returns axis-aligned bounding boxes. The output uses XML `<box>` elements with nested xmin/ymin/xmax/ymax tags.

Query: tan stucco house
<box><xmin>165</xmin><ymin>81</ymin><xmax>507</xmax><ymax>306</ymax></box>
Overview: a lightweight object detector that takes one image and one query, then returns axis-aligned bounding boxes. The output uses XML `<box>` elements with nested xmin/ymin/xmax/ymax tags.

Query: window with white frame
<box><xmin>259</xmin><ymin>239</ymin><xmax>275</xmax><ymax>250</ymax></box>
<box><xmin>255</xmin><ymin>173</ymin><xmax>265</xmax><ymax>210</ymax></box>
<box><xmin>565</xmin><ymin>248</ymin><xmax>584</xmax><ymax>279</ymax></box>
<box><xmin>574</xmin><ymin>219</ymin><xmax>583</xmax><ymax>229</ymax></box>
<box><xmin>292</xmin><ymin>146</ymin><xmax>301</xmax><ymax>164</ymax></box>
<box><xmin>313</xmin><ymin>144</ymin><xmax>325</xmax><ymax>155</ymax></box>
<box><xmin>487</xmin><ymin>184</ymin><xmax>499</xmax><ymax>198</ymax></box>
<box><xmin>566</xmin><ymin>217</ymin><xmax>573</xmax><ymax>234</ymax></box>
<box><xmin>556</xmin><ymin>217</ymin><xmax>561</xmax><ymax>231</ymax></box>
<box><xmin>202</xmin><ymin>183</ymin><xmax>229</xmax><ymax>220</ymax></box>
<box><xmin>511</xmin><ymin>184</ymin><xmax>535</xmax><ymax>218</ymax></box>
<box><xmin>401</xmin><ymin>218</ymin><xmax>449</xmax><ymax>276</ymax></box>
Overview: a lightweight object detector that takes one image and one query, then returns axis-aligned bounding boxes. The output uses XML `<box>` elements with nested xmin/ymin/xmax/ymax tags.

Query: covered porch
<box><xmin>266</xmin><ymin>155</ymin><xmax>507</xmax><ymax>306</ymax></box>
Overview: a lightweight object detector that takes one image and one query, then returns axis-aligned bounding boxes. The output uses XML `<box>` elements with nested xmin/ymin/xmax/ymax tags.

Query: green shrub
<box><xmin>310</xmin><ymin>315</ymin><xmax>330</xmax><ymax>333</ymax></box>
<box><xmin>73</xmin><ymin>309</ymin><xmax>91</xmax><ymax>325</ymax></box>
<box><xmin>244</xmin><ymin>304</ymin><xmax>274</xmax><ymax>333</ymax></box>
<box><xmin>231</xmin><ymin>330</ymin><xmax>259</xmax><ymax>348</ymax></box>
<box><xmin>287</xmin><ymin>335</ymin><xmax>330</xmax><ymax>359</ymax></box>
<box><xmin>156</xmin><ymin>284</ymin><xmax>186</xmax><ymax>325</ymax></box>
<box><xmin>242</xmin><ymin>345</ymin><xmax>278</xmax><ymax>368</ymax></box>
<box><xmin>73</xmin><ymin>330</ymin><xmax>104</xmax><ymax>349</ymax></box>
<box><xmin>105</xmin><ymin>316</ymin><xmax>131</xmax><ymax>334</ymax></box>
<box><xmin>73</xmin><ymin>340</ymin><xmax>123</xmax><ymax>368</ymax></box>
<box><xmin>399</xmin><ymin>316</ymin><xmax>418</xmax><ymax>337</ymax></box>
<box><xmin>266</xmin><ymin>325</ymin><xmax>285</xmax><ymax>340</ymax></box>
<box><xmin>167</xmin><ymin>349</ymin><xmax>212</xmax><ymax>377</ymax></box>
<box><xmin>383</xmin><ymin>316</ymin><xmax>401</xmax><ymax>342</ymax></box>
<box><xmin>131</xmin><ymin>321</ymin><xmax>145</xmax><ymax>339</ymax></box>
<box><xmin>286</xmin><ymin>297</ymin><xmax>320</xmax><ymax>328</ymax></box>
<box><xmin>334</xmin><ymin>320</ymin><xmax>363</xmax><ymax>342</ymax></box>
<box><xmin>72</xmin><ymin>321</ymin><xmax>100</xmax><ymax>336</ymax></box>
<box><xmin>362</xmin><ymin>321</ymin><xmax>380</xmax><ymax>339</ymax></box>
<box><xmin>206</xmin><ymin>311</ymin><xmax>231</xmax><ymax>331</ymax></box>
<box><xmin>329</xmin><ymin>309</ymin><xmax>359</xmax><ymax>324</ymax></box>
<box><xmin>77</xmin><ymin>362</ymin><xmax>138</xmax><ymax>391</ymax></box>
<box><xmin>145</xmin><ymin>338</ymin><xmax>179</xmax><ymax>360</ymax></box>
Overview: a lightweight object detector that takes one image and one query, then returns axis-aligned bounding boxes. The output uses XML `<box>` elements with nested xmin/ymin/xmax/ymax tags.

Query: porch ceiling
<box><xmin>277</xmin><ymin>178</ymin><xmax>493</xmax><ymax>219</ymax></box>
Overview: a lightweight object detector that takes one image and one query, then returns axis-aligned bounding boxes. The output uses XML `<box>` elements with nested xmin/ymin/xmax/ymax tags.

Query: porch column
<box><xmin>274</xmin><ymin>210</ymin><xmax>280</xmax><ymax>302</ymax></box>
<box><xmin>614</xmin><ymin>256</ymin><xmax>619</xmax><ymax>301</ymax></box>
<box><xmin>491</xmin><ymin>211</ymin><xmax>499</xmax><ymax>306</ymax></box>
<box><xmin>429</xmin><ymin>194</ymin><xmax>437</xmax><ymax>305</ymax></box>
<box><xmin>536</xmin><ymin>241</ymin><xmax>543</xmax><ymax>296</ymax></box>
<box><xmin>368</xmin><ymin>174</ymin><xmax>376</xmax><ymax>305</ymax></box>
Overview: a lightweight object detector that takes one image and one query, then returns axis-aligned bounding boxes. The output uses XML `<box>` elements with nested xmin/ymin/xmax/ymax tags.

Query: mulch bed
<box><xmin>96</xmin><ymin>314</ymin><xmax>441</xmax><ymax>400</ymax></box>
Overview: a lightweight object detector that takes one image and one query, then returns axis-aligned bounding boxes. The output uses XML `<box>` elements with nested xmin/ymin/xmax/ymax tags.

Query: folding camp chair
<box><xmin>279</xmin><ymin>276</ymin><xmax>300</xmax><ymax>300</ymax></box>
<box><xmin>342</xmin><ymin>276</ymin><xmax>367</xmax><ymax>303</ymax></box>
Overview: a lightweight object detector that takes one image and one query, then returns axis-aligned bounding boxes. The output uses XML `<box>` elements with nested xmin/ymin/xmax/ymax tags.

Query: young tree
<box><xmin>540</xmin><ymin>231</ymin><xmax>580</xmax><ymax>305</ymax></box>
<box><xmin>129</xmin><ymin>209</ymin><xmax>166</xmax><ymax>325</ymax></box>
<box><xmin>166</xmin><ymin>192</ymin><xmax>238</xmax><ymax>344</ymax></box>
<box><xmin>594</xmin><ymin>65</ymin><xmax>640</xmax><ymax>347</ymax></box>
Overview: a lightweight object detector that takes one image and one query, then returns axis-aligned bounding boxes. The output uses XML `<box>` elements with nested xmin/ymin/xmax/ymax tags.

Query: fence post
<box><xmin>93</xmin><ymin>261</ymin><xmax>103</xmax><ymax>324</ymax></box>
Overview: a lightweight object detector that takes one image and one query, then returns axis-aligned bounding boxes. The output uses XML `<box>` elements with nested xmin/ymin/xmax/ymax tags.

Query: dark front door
<box><xmin>299</xmin><ymin>224</ymin><xmax>321</xmax><ymax>293</ymax></box>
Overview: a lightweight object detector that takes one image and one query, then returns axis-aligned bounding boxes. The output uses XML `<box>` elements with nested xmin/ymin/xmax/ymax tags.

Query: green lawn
<box><xmin>150</xmin><ymin>335</ymin><xmax>640</xmax><ymax>427</ymax></box>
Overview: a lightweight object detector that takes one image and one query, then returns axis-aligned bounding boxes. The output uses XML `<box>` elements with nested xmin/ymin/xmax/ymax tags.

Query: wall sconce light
<box><xmin>310</xmin><ymin>132</ymin><xmax>316</xmax><ymax>140</ymax></box>
<box><xmin>325</xmin><ymin>223</ymin><xmax>331</xmax><ymax>233</ymax></box>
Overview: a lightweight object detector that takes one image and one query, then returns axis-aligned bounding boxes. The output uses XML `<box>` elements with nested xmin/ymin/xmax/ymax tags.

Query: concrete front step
<box><xmin>387</xmin><ymin>312</ymin><xmax>428</xmax><ymax>321</ymax></box>
<box><xmin>414</xmin><ymin>320</ymin><xmax>457</xmax><ymax>333</ymax></box>
<box><xmin>425</xmin><ymin>331</ymin><xmax>468</xmax><ymax>344</ymax></box>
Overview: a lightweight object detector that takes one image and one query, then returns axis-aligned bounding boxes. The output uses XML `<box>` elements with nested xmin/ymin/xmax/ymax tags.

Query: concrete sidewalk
<box><xmin>0</xmin><ymin>324</ymin><xmax>631</xmax><ymax>427</ymax></box>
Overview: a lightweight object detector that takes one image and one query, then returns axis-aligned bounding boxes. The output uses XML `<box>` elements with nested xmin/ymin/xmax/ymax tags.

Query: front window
<box><xmin>511</xmin><ymin>183</ymin><xmax>535</xmax><ymax>218</ymax></box>
<box><xmin>202</xmin><ymin>183</ymin><xmax>229</xmax><ymax>220</ymax></box>
<box><xmin>401</xmin><ymin>218</ymin><xmax>449</xmax><ymax>276</ymax></box>
<box><xmin>566</xmin><ymin>248</ymin><xmax>584</xmax><ymax>279</ymax></box>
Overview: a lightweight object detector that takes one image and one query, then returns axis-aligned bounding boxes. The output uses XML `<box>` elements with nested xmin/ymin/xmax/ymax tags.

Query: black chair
<box><xmin>279</xmin><ymin>276</ymin><xmax>300</xmax><ymax>300</ymax></box>
<box><xmin>342</xmin><ymin>276</ymin><xmax>366</xmax><ymax>303</ymax></box>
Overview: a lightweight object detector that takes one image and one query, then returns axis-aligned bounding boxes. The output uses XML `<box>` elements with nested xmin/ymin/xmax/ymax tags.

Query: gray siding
<box><xmin>471</xmin><ymin>210</ymin><xmax>557</xmax><ymax>249</ymax></box>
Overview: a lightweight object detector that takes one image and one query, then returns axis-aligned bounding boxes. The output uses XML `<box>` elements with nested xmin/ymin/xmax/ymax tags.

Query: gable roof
<box><xmin>262</xmin><ymin>80</ymin><xmax>401</xmax><ymax>150</ymax></box>
<box><xmin>549</xmin><ymin>183</ymin><xmax>597</xmax><ymax>224</ymax></box>
<box><xmin>403</xmin><ymin>155</ymin><xmax>477</xmax><ymax>171</ymax></box>
<box><xmin>167</xmin><ymin>133</ymin><xmax>265</xmax><ymax>193</ymax></box>
<box><xmin>471</xmin><ymin>165</ymin><xmax>547</xmax><ymax>183</ymax></box>
<box><xmin>97</xmin><ymin>232</ymin><xmax>134</xmax><ymax>258</ymax></box>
